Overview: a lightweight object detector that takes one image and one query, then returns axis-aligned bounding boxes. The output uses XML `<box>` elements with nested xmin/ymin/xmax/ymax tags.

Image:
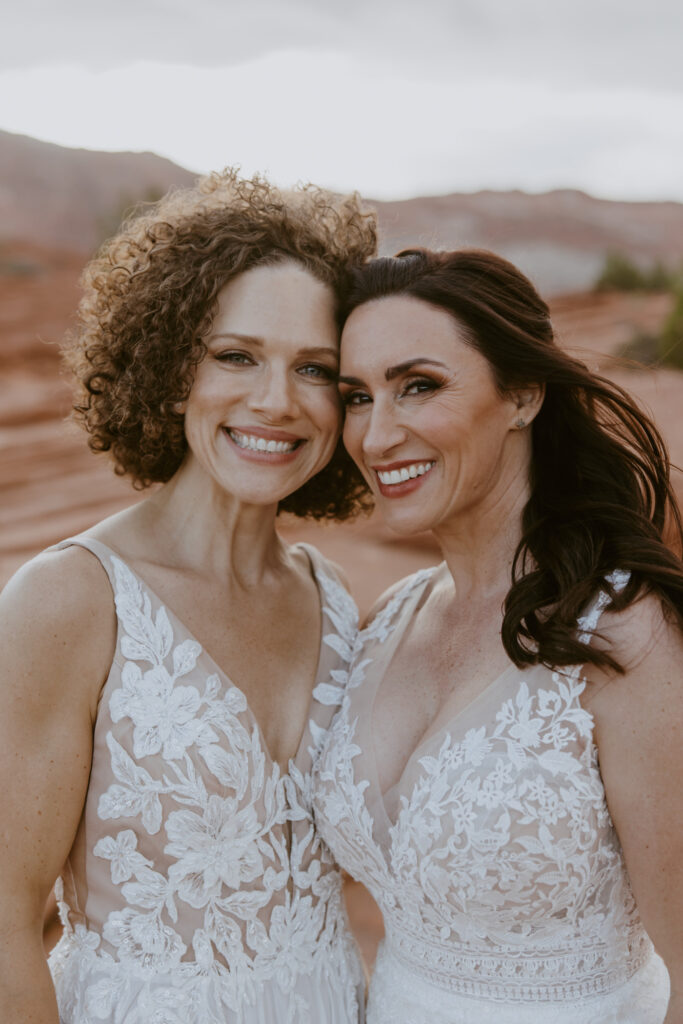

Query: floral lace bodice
<box><xmin>312</xmin><ymin>567</ymin><xmax>669</xmax><ymax>1023</ymax></box>
<box><xmin>48</xmin><ymin>536</ymin><xmax>363</xmax><ymax>1024</ymax></box>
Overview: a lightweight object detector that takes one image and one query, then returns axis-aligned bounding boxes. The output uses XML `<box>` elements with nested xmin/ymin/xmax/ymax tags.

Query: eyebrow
<box><xmin>338</xmin><ymin>357</ymin><xmax>448</xmax><ymax>387</ymax></box>
<box><xmin>210</xmin><ymin>333</ymin><xmax>338</xmax><ymax>359</ymax></box>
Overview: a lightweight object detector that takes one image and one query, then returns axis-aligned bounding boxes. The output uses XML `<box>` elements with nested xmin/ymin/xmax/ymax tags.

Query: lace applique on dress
<box><xmin>312</xmin><ymin>567</ymin><xmax>670</xmax><ymax>1023</ymax></box>
<box><xmin>48</xmin><ymin>538</ymin><xmax>364</xmax><ymax>1024</ymax></box>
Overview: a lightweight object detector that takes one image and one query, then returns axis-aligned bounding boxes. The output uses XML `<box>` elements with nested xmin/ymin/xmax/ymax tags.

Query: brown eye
<box><xmin>402</xmin><ymin>377</ymin><xmax>440</xmax><ymax>396</ymax></box>
<box><xmin>342</xmin><ymin>389</ymin><xmax>371</xmax><ymax>408</ymax></box>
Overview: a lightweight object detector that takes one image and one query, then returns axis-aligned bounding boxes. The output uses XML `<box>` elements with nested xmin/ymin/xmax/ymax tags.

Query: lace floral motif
<box><xmin>50</xmin><ymin>546</ymin><xmax>363</xmax><ymax>1023</ymax></box>
<box><xmin>312</xmin><ymin>568</ymin><xmax>666</xmax><ymax>1018</ymax></box>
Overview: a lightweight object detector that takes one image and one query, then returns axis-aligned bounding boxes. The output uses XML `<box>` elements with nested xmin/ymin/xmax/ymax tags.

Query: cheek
<box><xmin>342</xmin><ymin>414</ymin><xmax>363</xmax><ymax>456</ymax></box>
<box><xmin>310</xmin><ymin>388</ymin><xmax>343</xmax><ymax>439</ymax></box>
<box><xmin>185</xmin><ymin>369</ymin><xmax>233</xmax><ymax>410</ymax></box>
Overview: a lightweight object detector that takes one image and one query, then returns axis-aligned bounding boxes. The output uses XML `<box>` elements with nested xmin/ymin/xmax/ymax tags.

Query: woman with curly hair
<box><xmin>312</xmin><ymin>248</ymin><xmax>683</xmax><ymax>1023</ymax></box>
<box><xmin>0</xmin><ymin>170</ymin><xmax>376</xmax><ymax>1024</ymax></box>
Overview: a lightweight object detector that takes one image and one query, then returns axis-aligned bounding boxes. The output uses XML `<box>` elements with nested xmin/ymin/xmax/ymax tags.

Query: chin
<box><xmin>379</xmin><ymin>508</ymin><xmax>438</xmax><ymax>538</ymax></box>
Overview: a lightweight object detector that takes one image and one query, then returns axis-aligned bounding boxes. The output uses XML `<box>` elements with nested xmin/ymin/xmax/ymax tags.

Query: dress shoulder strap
<box><xmin>361</xmin><ymin>565</ymin><xmax>438</xmax><ymax>646</ymax></box>
<box><xmin>294</xmin><ymin>542</ymin><xmax>360</xmax><ymax>647</ymax></box>
<box><xmin>576</xmin><ymin>568</ymin><xmax>631</xmax><ymax>647</ymax></box>
<box><xmin>294</xmin><ymin>541</ymin><xmax>348</xmax><ymax>592</ymax></box>
<box><xmin>52</xmin><ymin>534</ymin><xmax>122</xmax><ymax>590</ymax></box>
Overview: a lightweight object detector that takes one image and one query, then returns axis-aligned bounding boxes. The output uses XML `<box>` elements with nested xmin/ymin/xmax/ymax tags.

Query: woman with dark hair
<box><xmin>312</xmin><ymin>248</ymin><xmax>683</xmax><ymax>1022</ymax></box>
<box><xmin>0</xmin><ymin>170</ymin><xmax>376</xmax><ymax>1024</ymax></box>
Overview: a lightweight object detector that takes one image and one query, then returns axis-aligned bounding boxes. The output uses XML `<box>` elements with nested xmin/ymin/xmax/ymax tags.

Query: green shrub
<box><xmin>658</xmin><ymin>285</ymin><xmax>683</xmax><ymax>369</ymax></box>
<box><xmin>645</xmin><ymin>261</ymin><xmax>675</xmax><ymax>291</ymax></box>
<box><xmin>594</xmin><ymin>252</ymin><xmax>679</xmax><ymax>293</ymax></box>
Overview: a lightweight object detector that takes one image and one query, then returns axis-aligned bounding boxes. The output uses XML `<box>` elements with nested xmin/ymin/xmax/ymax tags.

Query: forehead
<box><xmin>211</xmin><ymin>261</ymin><xmax>337</xmax><ymax>340</ymax></box>
<box><xmin>340</xmin><ymin>294</ymin><xmax>470</xmax><ymax>372</ymax></box>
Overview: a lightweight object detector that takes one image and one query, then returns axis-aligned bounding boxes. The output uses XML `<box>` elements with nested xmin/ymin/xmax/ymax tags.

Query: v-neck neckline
<box><xmin>361</xmin><ymin>566</ymin><xmax>524</xmax><ymax>834</ymax></box>
<box><xmin>342</xmin><ymin>566</ymin><xmax>619</xmax><ymax>852</ymax></box>
<box><xmin>63</xmin><ymin>536</ymin><xmax>326</xmax><ymax>777</ymax></box>
<box><xmin>376</xmin><ymin>661</ymin><xmax>524</xmax><ymax>832</ymax></box>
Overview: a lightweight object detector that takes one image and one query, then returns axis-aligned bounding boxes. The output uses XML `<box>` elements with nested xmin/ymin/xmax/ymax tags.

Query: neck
<box><xmin>433</xmin><ymin>463</ymin><xmax>530</xmax><ymax>606</ymax></box>
<box><xmin>140</xmin><ymin>457</ymin><xmax>287</xmax><ymax>588</ymax></box>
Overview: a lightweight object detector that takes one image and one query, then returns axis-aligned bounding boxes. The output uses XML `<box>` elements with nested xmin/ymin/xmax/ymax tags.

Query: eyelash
<box><xmin>342</xmin><ymin>390</ymin><xmax>370</xmax><ymax>408</ymax></box>
<box><xmin>298</xmin><ymin>363</ymin><xmax>337</xmax><ymax>382</ymax></box>
<box><xmin>215</xmin><ymin>350</ymin><xmax>254</xmax><ymax>365</ymax></box>
<box><xmin>214</xmin><ymin>351</ymin><xmax>336</xmax><ymax>381</ymax></box>
<box><xmin>342</xmin><ymin>376</ymin><xmax>441</xmax><ymax>408</ymax></box>
<box><xmin>402</xmin><ymin>376</ymin><xmax>440</xmax><ymax>396</ymax></box>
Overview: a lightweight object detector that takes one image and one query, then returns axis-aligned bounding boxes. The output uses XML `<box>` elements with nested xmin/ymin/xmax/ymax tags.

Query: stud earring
<box><xmin>516</xmin><ymin>418</ymin><xmax>526</xmax><ymax>429</ymax></box>
<box><xmin>173</xmin><ymin>401</ymin><xmax>185</xmax><ymax>414</ymax></box>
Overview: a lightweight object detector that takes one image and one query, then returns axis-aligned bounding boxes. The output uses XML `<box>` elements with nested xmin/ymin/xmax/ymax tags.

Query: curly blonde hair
<box><xmin>64</xmin><ymin>169</ymin><xmax>377</xmax><ymax>518</ymax></box>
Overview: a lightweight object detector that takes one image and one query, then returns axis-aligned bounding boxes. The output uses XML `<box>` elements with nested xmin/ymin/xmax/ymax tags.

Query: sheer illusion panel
<box><xmin>47</xmin><ymin>537</ymin><xmax>364</xmax><ymax>1024</ymax></box>
<box><xmin>312</xmin><ymin>568</ymin><xmax>670</xmax><ymax>1024</ymax></box>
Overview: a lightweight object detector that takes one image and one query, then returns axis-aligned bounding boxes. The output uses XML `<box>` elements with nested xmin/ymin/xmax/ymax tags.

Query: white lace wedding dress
<box><xmin>312</xmin><ymin>566</ymin><xmax>670</xmax><ymax>1023</ymax></box>
<box><xmin>47</xmin><ymin>536</ymin><xmax>364</xmax><ymax>1024</ymax></box>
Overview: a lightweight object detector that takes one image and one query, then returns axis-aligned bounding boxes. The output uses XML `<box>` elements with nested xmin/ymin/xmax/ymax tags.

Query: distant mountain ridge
<box><xmin>2</xmin><ymin>129</ymin><xmax>683</xmax><ymax>294</ymax></box>
<box><xmin>0</xmin><ymin>130</ymin><xmax>196</xmax><ymax>253</ymax></box>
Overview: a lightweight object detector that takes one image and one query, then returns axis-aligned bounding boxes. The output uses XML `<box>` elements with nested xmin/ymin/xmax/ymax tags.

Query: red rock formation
<box><xmin>2</xmin><ymin>246</ymin><xmax>681</xmax><ymax>968</ymax></box>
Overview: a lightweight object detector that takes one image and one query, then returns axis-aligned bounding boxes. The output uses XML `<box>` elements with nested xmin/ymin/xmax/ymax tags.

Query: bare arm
<box><xmin>0</xmin><ymin>548</ymin><xmax>115</xmax><ymax>1022</ymax></box>
<box><xmin>586</xmin><ymin>597</ymin><xmax>683</xmax><ymax>1021</ymax></box>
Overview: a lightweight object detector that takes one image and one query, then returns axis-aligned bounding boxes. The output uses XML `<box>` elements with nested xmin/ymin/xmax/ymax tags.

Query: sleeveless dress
<box><xmin>47</xmin><ymin>536</ymin><xmax>365</xmax><ymax>1024</ymax></box>
<box><xmin>312</xmin><ymin>566</ymin><xmax>671</xmax><ymax>1023</ymax></box>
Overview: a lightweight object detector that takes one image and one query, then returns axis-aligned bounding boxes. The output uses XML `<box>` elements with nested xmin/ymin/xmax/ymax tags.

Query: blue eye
<box><xmin>215</xmin><ymin>350</ymin><xmax>254</xmax><ymax>365</ymax></box>
<box><xmin>298</xmin><ymin>363</ymin><xmax>336</xmax><ymax>381</ymax></box>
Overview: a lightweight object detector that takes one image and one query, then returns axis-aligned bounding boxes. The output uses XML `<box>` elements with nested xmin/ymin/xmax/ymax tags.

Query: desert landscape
<box><xmin>1</xmin><ymin>132</ymin><xmax>683</xmax><ymax>966</ymax></box>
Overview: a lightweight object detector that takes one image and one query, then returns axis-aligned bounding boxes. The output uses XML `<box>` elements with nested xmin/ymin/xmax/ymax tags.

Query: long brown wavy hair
<box><xmin>343</xmin><ymin>247</ymin><xmax>683</xmax><ymax>671</ymax></box>
<box><xmin>64</xmin><ymin>169</ymin><xmax>376</xmax><ymax>519</ymax></box>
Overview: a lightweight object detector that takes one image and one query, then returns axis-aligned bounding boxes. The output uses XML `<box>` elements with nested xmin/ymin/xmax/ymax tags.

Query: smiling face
<box><xmin>340</xmin><ymin>295</ymin><xmax>538</xmax><ymax>537</ymax></box>
<box><xmin>180</xmin><ymin>260</ymin><xmax>342</xmax><ymax>507</ymax></box>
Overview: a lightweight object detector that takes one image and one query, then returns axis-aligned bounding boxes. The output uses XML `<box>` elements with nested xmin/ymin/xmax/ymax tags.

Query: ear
<box><xmin>507</xmin><ymin>385</ymin><xmax>544</xmax><ymax>431</ymax></box>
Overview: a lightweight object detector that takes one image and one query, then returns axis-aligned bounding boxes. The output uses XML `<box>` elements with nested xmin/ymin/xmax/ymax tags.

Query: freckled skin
<box><xmin>340</xmin><ymin>294</ymin><xmax>683</xmax><ymax>1015</ymax></box>
<box><xmin>0</xmin><ymin>262</ymin><xmax>347</xmax><ymax>1021</ymax></box>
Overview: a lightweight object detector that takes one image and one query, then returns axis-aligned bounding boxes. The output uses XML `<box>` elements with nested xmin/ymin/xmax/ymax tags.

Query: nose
<box><xmin>247</xmin><ymin>366</ymin><xmax>299</xmax><ymax>422</ymax></box>
<box><xmin>359</xmin><ymin>397</ymin><xmax>407</xmax><ymax>461</ymax></box>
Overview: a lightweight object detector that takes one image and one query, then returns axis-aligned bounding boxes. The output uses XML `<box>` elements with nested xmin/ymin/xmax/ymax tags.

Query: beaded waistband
<box><xmin>383</xmin><ymin>927</ymin><xmax>653</xmax><ymax>1002</ymax></box>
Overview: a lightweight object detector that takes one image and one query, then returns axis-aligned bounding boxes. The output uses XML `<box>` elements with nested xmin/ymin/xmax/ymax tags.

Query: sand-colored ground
<box><xmin>2</xmin><ymin>252</ymin><xmax>682</xmax><ymax>966</ymax></box>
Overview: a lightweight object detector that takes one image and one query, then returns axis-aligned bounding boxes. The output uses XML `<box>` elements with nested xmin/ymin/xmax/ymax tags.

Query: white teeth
<box><xmin>377</xmin><ymin>461</ymin><xmax>435</xmax><ymax>485</ymax></box>
<box><xmin>228</xmin><ymin>430</ymin><xmax>298</xmax><ymax>453</ymax></box>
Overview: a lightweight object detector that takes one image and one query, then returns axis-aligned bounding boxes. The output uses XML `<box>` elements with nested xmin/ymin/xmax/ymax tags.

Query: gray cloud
<box><xmin>5</xmin><ymin>0</ymin><xmax>683</xmax><ymax>93</ymax></box>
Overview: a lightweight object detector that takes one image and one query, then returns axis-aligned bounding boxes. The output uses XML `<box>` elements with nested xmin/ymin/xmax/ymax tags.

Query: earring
<box><xmin>173</xmin><ymin>401</ymin><xmax>185</xmax><ymax>414</ymax></box>
<box><xmin>515</xmin><ymin>418</ymin><xmax>526</xmax><ymax>429</ymax></box>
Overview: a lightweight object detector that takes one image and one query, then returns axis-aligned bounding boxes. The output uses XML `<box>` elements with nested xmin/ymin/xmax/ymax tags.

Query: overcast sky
<box><xmin>2</xmin><ymin>0</ymin><xmax>682</xmax><ymax>200</ymax></box>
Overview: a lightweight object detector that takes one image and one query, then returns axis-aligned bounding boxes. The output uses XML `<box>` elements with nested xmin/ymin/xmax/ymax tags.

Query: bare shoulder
<box><xmin>583</xmin><ymin>593</ymin><xmax>683</xmax><ymax>978</ymax></box>
<box><xmin>597</xmin><ymin>590</ymin><xmax>679</xmax><ymax>667</ymax></box>
<box><xmin>0</xmin><ymin>546</ymin><xmax>117</xmax><ymax>717</ymax></box>
<box><xmin>1</xmin><ymin>545</ymin><xmax>113</xmax><ymax>632</ymax></box>
<box><xmin>585</xmin><ymin>590</ymin><xmax>683</xmax><ymax>736</ymax></box>
<box><xmin>588</xmin><ymin>590</ymin><xmax>683</xmax><ymax>693</ymax></box>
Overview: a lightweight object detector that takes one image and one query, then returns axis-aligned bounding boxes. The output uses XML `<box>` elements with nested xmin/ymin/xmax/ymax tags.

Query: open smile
<box><xmin>373</xmin><ymin>459</ymin><xmax>436</xmax><ymax>497</ymax></box>
<box><xmin>223</xmin><ymin>427</ymin><xmax>305</xmax><ymax>463</ymax></box>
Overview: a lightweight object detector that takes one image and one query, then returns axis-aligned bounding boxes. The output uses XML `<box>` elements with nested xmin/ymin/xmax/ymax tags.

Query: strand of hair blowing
<box><xmin>507</xmin><ymin>355</ymin><xmax>683</xmax><ymax>672</ymax></box>
<box><xmin>345</xmin><ymin>248</ymin><xmax>683</xmax><ymax>672</ymax></box>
